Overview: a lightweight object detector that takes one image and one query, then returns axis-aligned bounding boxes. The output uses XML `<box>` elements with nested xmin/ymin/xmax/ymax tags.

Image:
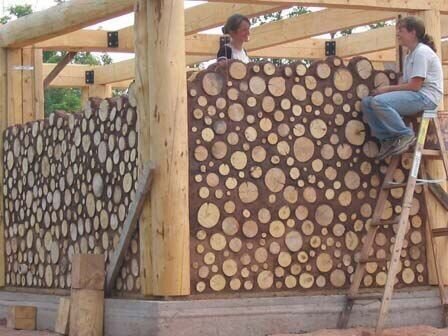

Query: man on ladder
<box><xmin>338</xmin><ymin>16</ymin><xmax>446</xmax><ymax>335</ymax></box>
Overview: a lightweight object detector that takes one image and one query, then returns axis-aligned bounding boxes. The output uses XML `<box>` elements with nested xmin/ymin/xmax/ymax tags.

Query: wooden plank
<box><xmin>145</xmin><ymin>0</ymin><xmax>190</xmax><ymax>296</ymax></box>
<box><xmin>54</xmin><ymin>297</ymin><xmax>70</xmax><ymax>335</ymax></box>
<box><xmin>69</xmin><ymin>289</ymin><xmax>103</xmax><ymax>336</ymax></box>
<box><xmin>106</xmin><ymin>162</ymin><xmax>154</xmax><ymax>295</ymax></box>
<box><xmin>7</xmin><ymin>48</ymin><xmax>23</xmax><ymax>126</ymax></box>
<box><xmin>43</xmin><ymin>51</ymin><xmax>77</xmax><ymax>89</ymax></box>
<box><xmin>246</xmin><ymin>8</ymin><xmax>396</xmax><ymax>51</ymax></box>
<box><xmin>7</xmin><ymin>306</ymin><xmax>36</xmax><ymax>330</ymax></box>
<box><xmin>134</xmin><ymin>0</ymin><xmax>152</xmax><ymax>296</ymax></box>
<box><xmin>0</xmin><ymin>0</ymin><xmax>134</xmax><ymax>48</ymax></box>
<box><xmin>0</xmin><ymin>48</ymin><xmax>6</xmax><ymax>288</ymax></box>
<box><xmin>33</xmin><ymin>48</ymin><xmax>44</xmax><ymax>120</ymax></box>
<box><xmin>21</xmin><ymin>48</ymin><xmax>33</xmax><ymax>123</ymax></box>
<box><xmin>71</xmin><ymin>254</ymin><xmax>105</xmax><ymax>290</ymax></box>
<box><xmin>193</xmin><ymin>0</ymin><xmax>447</xmax><ymax>12</ymax></box>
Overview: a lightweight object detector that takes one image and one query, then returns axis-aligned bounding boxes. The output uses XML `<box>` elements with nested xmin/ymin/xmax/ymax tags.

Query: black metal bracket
<box><xmin>85</xmin><ymin>70</ymin><xmax>95</xmax><ymax>84</ymax></box>
<box><xmin>107</xmin><ymin>31</ymin><xmax>119</xmax><ymax>48</ymax></box>
<box><xmin>325</xmin><ymin>41</ymin><xmax>336</xmax><ymax>56</ymax></box>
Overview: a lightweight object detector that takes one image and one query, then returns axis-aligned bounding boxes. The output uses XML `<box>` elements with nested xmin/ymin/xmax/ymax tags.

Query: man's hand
<box><xmin>371</xmin><ymin>86</ymin><xmax>390</xmax><ymax>96</ymax></box>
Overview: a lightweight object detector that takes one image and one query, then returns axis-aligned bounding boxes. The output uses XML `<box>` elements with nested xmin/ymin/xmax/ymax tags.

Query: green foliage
<box><xmin>44</xmin><ymin>52</ymin><xmax>113</xmax><ymax>115</ymax></box>
<box><xmin>45</xmin><ymin>88</ymin><xmax>82</xmax><ymax>114</ymax></box>
<box><xmin>0</xmin><ymin>4</ymin><xmax>32</xmax><ymax>23</ymax></box>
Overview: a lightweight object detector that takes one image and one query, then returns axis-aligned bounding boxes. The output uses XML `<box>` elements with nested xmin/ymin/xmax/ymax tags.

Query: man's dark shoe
<box><xmin>376</xmin><ymin>138</ymin><xmax>395</xmax><ymax>160</ymax></box>
<box><xmin>388</xmin><ymin>134</ymin><xmax>416</xmax><ymax>157</ymax></box>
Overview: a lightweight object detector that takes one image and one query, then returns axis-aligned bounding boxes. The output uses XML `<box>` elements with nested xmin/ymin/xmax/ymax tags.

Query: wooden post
<box><xmin>88</xmin><ymin>84</ymin><xmax>111</xmax><ymax>99</ymax></box>
<box><xmin>395</xmin><ymin>13</ymin><xmax>409</xmax><ymax>73</ymax></box>
<box><xmin>7</xmin><ymin>48</ymin><xmax>22</xmax><ymax>126</ymax></box>
<box><xmin>80</xmin><ymin>87</ymin><xmax>89</xmax><ymax>107</ymax></box>
<box><xmin>22</xmin><ymin>47</ymin><xmax>34</xmax><ymax>123</ymax></box>
<box><xmin>134</xmin><ymin>0</ymin><xmax>152</xmax><ymax>296</ymax></box>
<box><xmin>33</xmin><ymin>48</ymin><xmax>44</xmax><ymax>120</ymax></box>
<box><xmin>0</xmin><ymin>48</ymin><xmax>6</xmax><ymax>288</ymax></box>
<box><xmin>418</xmin><ymin>9</ymin><xmax>448</xmax><ymax>285</ymax></box>
<box><xmin>139</xmin><ymin>0</ymin><xmax>190</xmax><ymax>295</ymax></box>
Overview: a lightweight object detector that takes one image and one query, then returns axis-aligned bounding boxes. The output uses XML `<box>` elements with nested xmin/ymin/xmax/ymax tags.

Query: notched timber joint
<box><xmin>85</xmin><ymin>70</ymin><xmax>95</xmax><ymax>84</ymax></box>
<box><xmin>107</xmin><ymin>31</ymin><xmax>119</xmax><ymax>48</ymax></box>
<box><xmin>325</xmin><ymin>41</ymin><xmax>336</xmax><ymax>56</ymax></box>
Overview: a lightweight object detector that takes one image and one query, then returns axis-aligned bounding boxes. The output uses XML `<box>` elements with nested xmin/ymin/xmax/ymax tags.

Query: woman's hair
<box><xmin>222</xmin><ymin>14</ymin><xmax>250</xmax><ymax>35</ymax></box>
<box><xmin>397</xmin><ymin>16</ymin><xmax>437</xmax><ymax>52</ymax></box>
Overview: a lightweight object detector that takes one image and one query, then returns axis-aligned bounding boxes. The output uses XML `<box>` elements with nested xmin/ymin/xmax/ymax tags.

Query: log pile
<box><xmin>3</xmin><ymin>97</ymin><xmax>140</xmax><ymax>293</ymax></box>
<box><xmin>188</xmin><ymin>57</ymin><xmax>428</xmax><ymax>294</ymax></box>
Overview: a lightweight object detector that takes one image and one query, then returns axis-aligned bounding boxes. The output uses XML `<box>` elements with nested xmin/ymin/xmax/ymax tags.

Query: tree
<box><xmin>0</xmin><ymin>4</ymin><xmax>32</xmax><ymax>24</ymax></box>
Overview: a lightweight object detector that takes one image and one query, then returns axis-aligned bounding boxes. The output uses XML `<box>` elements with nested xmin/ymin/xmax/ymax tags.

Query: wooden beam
<box><xmin>145</xmin><ymin>0</ymin><xmax>190</xmax><ymax>295</ymax></box>
<box><xmin>185</xmin><ymin>3</ymin><xmax>287</xmax><ymax>34</ymax></box>
<box><xmin>42</xmin><ymin>63</ymin><xmax>87</xmax><ymax>87</ymax></box>
<box><xmin>106</xmin><ymin>162</ymin><xmax>154</xmax><ymax>295</ymax></box>
<box><xmin>94</xmin><ymin>59</ymin><xmax>134</xmax><ymax>84</ymax></box>
<box><xmin>0</xmin><ymin>0</ymin><xmax>134</xmax><ymax>48</ymax></box>
<box><xmin>34</xmin><ymin>3</ymin><xmax>287</xmax><ymax>53</ymax></box>
<box><xmin>35</xmin><ymin>27</ymin><xmax>134</xmax><ymax>53</ymax></box>
<box><xmin>193</xmin><ymin>0</ymin><xmax>448</xmax><ymax>12</ymax></box>
<box><xmin>246</xmin><ymin>9</ymin><xmax>396</xmax><ymax>51</ymax></box>
<box><xmin>44</xmin><ymin>52</ymin><xmax>77</xmax><ymax>89</ymax></box>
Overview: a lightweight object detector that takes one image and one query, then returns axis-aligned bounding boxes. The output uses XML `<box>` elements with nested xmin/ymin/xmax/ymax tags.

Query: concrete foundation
<box><xmin>0</xmin><ymin>288</ymin><xmax>444</xmax><ymax>335</ymax></box>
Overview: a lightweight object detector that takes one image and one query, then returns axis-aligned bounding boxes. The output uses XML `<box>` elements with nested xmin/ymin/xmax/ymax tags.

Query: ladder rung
<box><xmin>422</xmin><ymin>149</ymin><xmax>443</xmax><ymax>157</ymax></box>
<box><xmin>382</xmin><ymin>182</ymin><xmax>407</xmax><ymax>190</ymax></box>
<box><xmin>403</xmin><ymin>149</ymin><xmax>442</xmax><ymax>157</ymax></box>
<box><xmin>348</xmin><ymin>293</ymin><xmax>383</xmax><ymax>301</ymax></box>
<box><xmin>371</xmin><ymin>217</ymin><xmax>400</xmax><ymax>227</ymax></box>
<box><xmin>359</xmin><ymin>257</ymin><xmax>388</xmax><ymax>264</ymax></box>
<box><xmin>432</xmin><ymin>228</ymin><xmax>448</xmax><ymax>237</ymax></box>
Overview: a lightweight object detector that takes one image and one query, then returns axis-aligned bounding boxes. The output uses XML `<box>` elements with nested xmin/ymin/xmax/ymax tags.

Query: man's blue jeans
<box><xmin>362</xmin><ymin>91</ymin><xmax>437</xmax><ymax>141</ymax></box>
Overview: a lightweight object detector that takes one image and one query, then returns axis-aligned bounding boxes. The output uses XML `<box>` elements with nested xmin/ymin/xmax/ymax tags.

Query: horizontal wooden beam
<box><xmin>94</xmin><ymin>59</ymin><xmax>135</xmax><ymax>84</ymax></box>
<box><xmin>191</xmin><ymin>0</ymin><xmax>448</xmax><ymax>13</ymax></box>
<box><xmin>35</xmin><ymin>27</ymin><xmax>134</xmax><ymax>53</ymax></box>
<box><xmin>246</xmin><ymin>8</ymin><xmax>396</xmax><ymax>51</ymax></box>
<box><xmin>42</xmin><ymin>63</ymin><xmax>87</xmax><ymax>87</ymax></box>
<box><xmin>0</xmin><ymin>0</ymin><xmax>134</xmax><ymax>48</ymax></box>
<box><xmin>34</xmin><ymin>3</ymin><xmax>288</xmax><ymax>53</ymax></box>
<box><xmin>185</xmin><ymin>3</ymin><xmax>288</xmax><ymax>35</ymax></box>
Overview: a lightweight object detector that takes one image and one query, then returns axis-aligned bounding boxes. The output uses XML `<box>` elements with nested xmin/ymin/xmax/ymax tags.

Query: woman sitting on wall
<box><xmin>217</xmin><ymin>14</ymin><xmax>251</xmax><ymax>64</ymax></box>
<box><xmin>362</xmin><ymin>16</ymin><xmax>443</xmax><ymax>160</ymax></box>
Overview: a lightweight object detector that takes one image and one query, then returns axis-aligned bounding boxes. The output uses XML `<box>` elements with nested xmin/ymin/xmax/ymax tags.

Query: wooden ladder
<box><xmin>337</xmin><ymin>110</ymin><xmax>448</xmax><ymax>335</ymax></box>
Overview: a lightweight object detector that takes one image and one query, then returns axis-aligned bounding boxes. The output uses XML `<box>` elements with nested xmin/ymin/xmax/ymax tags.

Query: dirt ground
<box><xmin>272</xmin><ymin>325</ymin><xmax>448</xmax><ymax>336</ymax></box>
<box><xmin>0</xmin><ymin>327</ymin><xmax>58</xmax><ymax>335</ymax></box>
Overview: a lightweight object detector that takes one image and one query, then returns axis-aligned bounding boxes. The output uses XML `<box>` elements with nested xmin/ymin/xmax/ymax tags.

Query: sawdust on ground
<box><xmin>0</xmin><ymin>327</ymin><xmax>58</xmax><ymax>335</ymax></box>
<box><xmin>272</xmin><ymin>325</ymin><xmax>448</xmax><ymax>336</ymax></box>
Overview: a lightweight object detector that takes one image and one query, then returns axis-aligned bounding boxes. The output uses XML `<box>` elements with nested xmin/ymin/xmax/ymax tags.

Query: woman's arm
<box><xmin>372</xmin><ymin>77</ymin><xmax>424</xmax><ymax>96</ymax></box>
